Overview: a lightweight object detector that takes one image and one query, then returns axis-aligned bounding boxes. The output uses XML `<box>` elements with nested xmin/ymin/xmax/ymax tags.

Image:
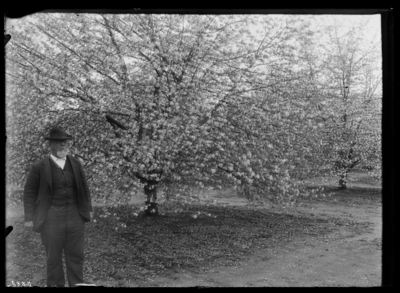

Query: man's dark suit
<box><xmin>23</xmin><ymin>155</ymin><xmax>93</xmax><ymax>287</ymax></box>
<box><xmin>24</xmin><ymin>155</ymin><xmax>93</xmax><ymax>230</ymax></box>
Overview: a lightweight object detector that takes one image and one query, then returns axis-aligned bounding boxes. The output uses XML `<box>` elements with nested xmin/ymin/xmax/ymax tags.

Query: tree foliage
<box><xmin>6</xmin><ymin>14</ymin><xmax>381</xmax><ymax>205</ymax></box>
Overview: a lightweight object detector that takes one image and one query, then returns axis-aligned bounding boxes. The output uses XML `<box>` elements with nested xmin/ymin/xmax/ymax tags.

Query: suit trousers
<box><xmin>40</xmin><ymin>202</ymin><xmax>85</xmax><ymax>287</ymax></box>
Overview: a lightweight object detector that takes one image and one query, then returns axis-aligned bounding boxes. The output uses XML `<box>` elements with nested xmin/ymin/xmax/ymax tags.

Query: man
<box><xmin>23</xmin><ymin>126</ymin><xmax>94</xmax><ymax>287</ymax></box>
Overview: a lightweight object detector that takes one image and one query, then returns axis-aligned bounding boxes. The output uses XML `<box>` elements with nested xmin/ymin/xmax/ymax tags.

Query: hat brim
<box><xmin>44</xmin><ymin>137</ymin><xmax>73</xmax><ymax>140</ymax></box>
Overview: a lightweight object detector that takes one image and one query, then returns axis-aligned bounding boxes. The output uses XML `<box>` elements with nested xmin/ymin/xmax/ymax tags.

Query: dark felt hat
<box><xmin>44</xmin><ymin>126</ymin><xmax>73</xmax><ymax>140</ymax></box>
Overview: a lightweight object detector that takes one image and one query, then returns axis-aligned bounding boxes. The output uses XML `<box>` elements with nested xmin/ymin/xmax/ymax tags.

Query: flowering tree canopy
<box><xmin>6</xmin><ymin>14</ymin><xmax>381</xmax><ymax>206</ymax></box>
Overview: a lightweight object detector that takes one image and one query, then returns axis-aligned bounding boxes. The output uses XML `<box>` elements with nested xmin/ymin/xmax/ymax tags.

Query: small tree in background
<box><xmin>315</xmin><ymin>18</ymin><xmax>382</xmax><ymax>189</ymax></box>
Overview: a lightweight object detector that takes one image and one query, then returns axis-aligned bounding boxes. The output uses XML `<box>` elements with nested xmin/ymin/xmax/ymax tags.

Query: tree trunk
<box><xmin>134</xmin><ymin>171</ymin><xmax>163</xmax><ymax>217</ymax></box>
<box><xmin>338</xmin><ymin>172</ymin><xmax>348</xmax><ymax>190</ymax></box>
<box><xmin>144</xmin><ymin>183</ymin><xmax>159</xmax><ymax>217</ymax></box>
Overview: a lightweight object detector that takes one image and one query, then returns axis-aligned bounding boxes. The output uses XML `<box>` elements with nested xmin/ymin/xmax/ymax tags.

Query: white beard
<box><xmin>56</xmin><ymin>149</ymin><xmax>69</xmax><ymax>159</ymax></box>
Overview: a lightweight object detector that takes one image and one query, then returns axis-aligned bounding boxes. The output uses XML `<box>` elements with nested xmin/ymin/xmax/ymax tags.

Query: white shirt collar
<box><xmin>50</xmin><ymin>154</ymin><xmax>67</xmax><ymax>161</ymax></box>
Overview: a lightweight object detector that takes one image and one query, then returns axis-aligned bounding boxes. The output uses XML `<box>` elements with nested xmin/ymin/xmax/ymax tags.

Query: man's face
<box><xmin>49</xmin><ymin>140</ymin><xmax>71</xmax><ymax>159</ymax></box>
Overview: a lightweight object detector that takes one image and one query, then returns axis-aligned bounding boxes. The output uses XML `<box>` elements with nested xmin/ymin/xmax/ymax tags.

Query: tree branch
<box><xmin>29</xmin><ymin>21</ymin><xmax>121</xmax><ymax>86</ymax></box>
<box><xmin>105</xmin><ymin>115</ymin><xmax>128</xmax><ymax>130</ymax></box>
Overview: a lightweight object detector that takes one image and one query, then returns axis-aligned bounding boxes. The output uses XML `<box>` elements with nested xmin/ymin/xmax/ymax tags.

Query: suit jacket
<box><xmin>23</xmin><ymin>155</ymin><xmax>93</xmax><ymax>233</ymax></box>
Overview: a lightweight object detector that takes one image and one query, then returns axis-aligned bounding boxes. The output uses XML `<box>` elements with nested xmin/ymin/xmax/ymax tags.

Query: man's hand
<box><xmin>24</xmin><ymin>221</ymin><xmax>33</xmax><ymax>230</ymax></box>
